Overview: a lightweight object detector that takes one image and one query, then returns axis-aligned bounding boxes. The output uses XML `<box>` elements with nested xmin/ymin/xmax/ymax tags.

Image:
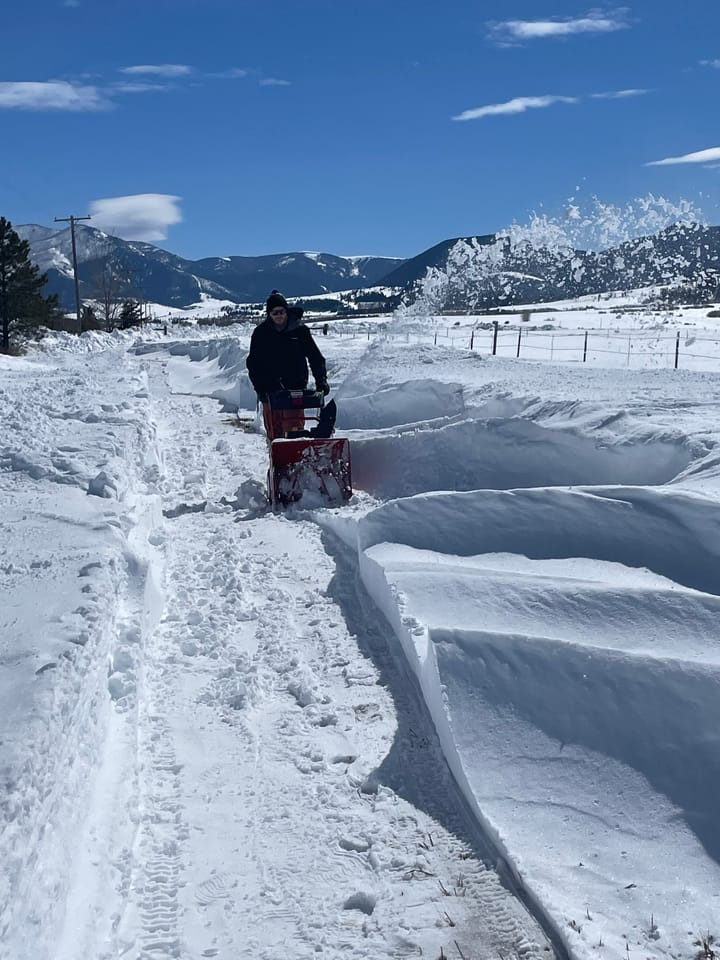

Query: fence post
<box><xmin>492</xmin><ymin>320</ymin><xmax>498</xmax><ymax>356</ymax></box>
<box><xmin>434</xmin><ymin>330</ymin><xmax>437</xmax><ymax>345</ymax></box>
<box><xmin>516</xmin><ymin>327</ymin><xmax>522</xmax><ymax>358</ymax></box>
<box><xmin>470</xmin><ymin>329</ymin><xmax>474</xmax><ymax>349</ymax></box>
<box><xmin>583</xmin><ymin>330</ymin><xmax>588</xmax><ymax>362</ymax></box>
<box><xmin>674</xmin><ymin>331</ymin><xmax>680</xmax><ymax>369</ymax></box>
<box><xmin>627</xmin><ymin>337</ymin><xmax>631</xmax><ymax>367</ymax></box>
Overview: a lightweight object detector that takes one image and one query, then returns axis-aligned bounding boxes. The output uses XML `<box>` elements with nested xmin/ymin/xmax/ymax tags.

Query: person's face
<box><xmin>269</xmin><ymin>306</ymin><xmax>287</xmax><ymax>329</ymax></box>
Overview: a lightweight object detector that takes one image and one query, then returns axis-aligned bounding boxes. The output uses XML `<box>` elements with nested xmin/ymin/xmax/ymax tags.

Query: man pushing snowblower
<box><xmin>246</xmin><ymin>291</ymin><xmax>352</xmax><ymax>506</ymax></box>
<box><xmin>247</xmin><ymin>291</ymin><xmax>329</xmax><ymax>439</ymax></box>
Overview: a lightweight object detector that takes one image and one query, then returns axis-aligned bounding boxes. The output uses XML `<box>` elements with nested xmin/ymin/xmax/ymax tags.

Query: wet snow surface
<box><xmin>1</xmin><ymin>326</ymin><xmax>720</xmax><ymax>960</ymax></box>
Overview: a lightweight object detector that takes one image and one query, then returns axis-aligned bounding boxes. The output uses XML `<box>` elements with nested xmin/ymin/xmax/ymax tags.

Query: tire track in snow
<box><xmin>115</xmin><ymin>493</ymin><xmax>190</xmax><ymax>957</ymax></box>
<box><xmin>132</xmin><ymin>715</ymin><xmax>185</xmax><ymax>959</ymax></box>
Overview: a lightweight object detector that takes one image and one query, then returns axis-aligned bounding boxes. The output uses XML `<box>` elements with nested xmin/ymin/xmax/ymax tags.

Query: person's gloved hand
<box><xmin>316</xmin><ymin>380</ymin><xmax>330</xmax><ymax>396</ymax></box>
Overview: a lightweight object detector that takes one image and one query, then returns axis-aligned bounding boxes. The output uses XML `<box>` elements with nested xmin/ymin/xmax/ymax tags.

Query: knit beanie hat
<box><xmin>266</xmin><ymin>290</ymin><xmax>288</xmax><ymax>312</ymax></box>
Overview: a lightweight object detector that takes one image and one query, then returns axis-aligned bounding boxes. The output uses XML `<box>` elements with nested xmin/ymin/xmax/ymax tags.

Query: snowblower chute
<box><xmin>265</xmin><ymin>390</ymin><xmax>352</xmax><ymax>507</ymax></box>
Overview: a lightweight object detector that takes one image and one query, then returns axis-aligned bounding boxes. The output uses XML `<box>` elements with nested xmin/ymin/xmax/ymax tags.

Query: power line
<box><xmin>54</xmin><ymin>214</ymin><xmax>91</xmax><ymax>332</ymax></box>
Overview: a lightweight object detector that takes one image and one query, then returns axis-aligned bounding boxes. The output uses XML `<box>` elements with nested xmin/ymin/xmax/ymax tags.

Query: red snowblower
<box><xmin>265</xmin><ymin>389</ymin><xmax>352</xmax><ymax>508</ymax></box>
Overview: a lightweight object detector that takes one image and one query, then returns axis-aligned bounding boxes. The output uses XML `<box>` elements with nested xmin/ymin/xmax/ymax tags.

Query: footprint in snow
<box><xmin>195</xmin><ymin>872</ymin><xmax>236</xmax><ymax>906</ymax></box>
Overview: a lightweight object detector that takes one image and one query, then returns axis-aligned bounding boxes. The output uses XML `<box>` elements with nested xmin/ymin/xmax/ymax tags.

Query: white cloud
<box><xmin>207</xmin><ymin>68</ymin><xmax>249</xmax><ymax>80</ymax></box>
<box><xmin>88</xmin><ymin>194</ymin><xmax>183</xmax><ymax>242</ymax></box>
<box><xmin>0</xmin><ymin>80</ymin><xmax>108</xmax><ymax>111</ymax></box>
<box><xmin>120</xmin><ymin>64</ymin><xmax>191</xmax><ymax>78</ymax></box>
<box><xmin>259</xmin><ymin>77</ymin><xmax>290</xmax><ymax>87</ymax></box>
<box><xmin>111</xmin><ymin>82</ymin><xmax>171</xmax><ymax>94</ymax></box>
<box><xmin>452</xmin><ymin>95</ymin><xmax>577</xmax><ymax>121</ymax></box>
<box><xmin>699</xmin><ymin>59</ymin><xmax>720</xmax><ymax>68</ymax></box>
<box><xmin>646</xmin><ymin>147</ymin><xmax>720</xmax><ymax>166</ymax></box>
<box><xmin>591</xmin><ymin>88</ymin><xmax>650</xmax><ymax>99</ymax></box>
<box><xmin>489</xmin><ymin>10</ymin><xmax>629</xmax><ymax>44</ymax></box>
<box><xmin>452</xmin><ymin>87</ymin><xmax>650</xmax><ymax>122</ymax></box>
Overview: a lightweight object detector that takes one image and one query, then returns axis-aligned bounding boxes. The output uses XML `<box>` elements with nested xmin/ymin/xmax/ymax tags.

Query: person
<box><xmin>246</xmin><ymin>291</ymin><xmax>330</xmax><ymax>440</ymax></box>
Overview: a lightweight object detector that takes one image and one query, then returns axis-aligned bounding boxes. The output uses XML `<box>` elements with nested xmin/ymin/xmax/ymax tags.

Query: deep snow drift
<box><xmin>1</xmin><ymin>317</ymin><xmax>720</xmax><ymax>960</ymax></box>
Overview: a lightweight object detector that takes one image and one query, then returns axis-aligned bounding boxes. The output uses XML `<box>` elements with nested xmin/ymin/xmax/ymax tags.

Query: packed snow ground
<box><xmin>1</xmin><ymin>314</ymin><xmax>720</xmax><ymax>960</ymax></box>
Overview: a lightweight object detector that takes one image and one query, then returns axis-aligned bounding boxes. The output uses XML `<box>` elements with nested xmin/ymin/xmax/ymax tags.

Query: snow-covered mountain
<box><xmin>15</xmin><ymin>223</ymin><xmax>406</xmax><ymax>309</ymax></box>
<box><xmin>16</xmin><ymin>221</ymin><xmax>720</xmax><ymax>313</ymax></box>
<box><xmin>389</xmin><ymin>225</ymin><xmax>720</xmax><ymax>305</ymax></box>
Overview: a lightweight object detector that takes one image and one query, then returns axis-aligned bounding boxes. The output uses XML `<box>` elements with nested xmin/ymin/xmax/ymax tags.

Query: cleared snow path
<box><xmin>104</xmin><ymin>351</ymin><xmax>553</xmax><ymax>959</ymax></box>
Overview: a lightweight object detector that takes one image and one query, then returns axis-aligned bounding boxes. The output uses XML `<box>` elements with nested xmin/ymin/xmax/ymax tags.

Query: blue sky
<box><xmin>1</xmin><ymin>0</ymin><xmax>719</xmax><ymax>260</ymax></box>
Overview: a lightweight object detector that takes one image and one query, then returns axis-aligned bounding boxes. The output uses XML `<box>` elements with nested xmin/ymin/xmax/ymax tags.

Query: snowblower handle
<box><xmin>267</xmin><ymin>389</ymin><xmax>325</xmax><ymax>410</ymax></box>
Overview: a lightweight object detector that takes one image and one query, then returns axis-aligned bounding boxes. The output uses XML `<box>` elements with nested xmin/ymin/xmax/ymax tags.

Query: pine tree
<box><xmin>118</xmin><ymin>298</ymin><xmax>142</xmax><ymax>329</ymax></box>
<box><xmin>0</xmin><ymin>217</ymin><xmax>59</xmax><ymax>354</ymax></box>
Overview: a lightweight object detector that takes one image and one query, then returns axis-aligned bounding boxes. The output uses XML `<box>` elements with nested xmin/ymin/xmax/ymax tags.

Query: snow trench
<box><xmin>335</xmin><ymin>379</ymin><xmax>466</xmax><ymax>429</ymax></box>
<box><xmin>348</xmin><ymin>418</ymin><xmax>691</xmax><ymax>498</ymax></box>
<box><xmin>135</xmin><ymin>337</ymin><xmax>257</xmax><ymax>411</ymax></box>
<box><xmin>324</xmin><ymin>480</ymin><xmax>720</xmax><ymax>960</ymax></box>
<box><xmin>431</xmin><ymin>622</ymin><xmax>720</xmax><ymax>858</ymax></box>
<box><xmin>356</xmin><ymin>485</ymin><xmax>720</xmax><ymax>595</ymax></box>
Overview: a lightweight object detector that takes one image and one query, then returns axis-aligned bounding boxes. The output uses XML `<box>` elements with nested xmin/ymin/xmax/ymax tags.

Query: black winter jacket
<box><xmin>246</xmin><ymin>308</ymin><xmax>327</xmax><ymax>396</ymax></box>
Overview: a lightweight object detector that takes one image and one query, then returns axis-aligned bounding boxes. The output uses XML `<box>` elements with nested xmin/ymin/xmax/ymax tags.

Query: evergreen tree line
<box><xmin>0</xmin><ymin>217</ymin><xmax>59</xmax><ymax>354</ymax></box>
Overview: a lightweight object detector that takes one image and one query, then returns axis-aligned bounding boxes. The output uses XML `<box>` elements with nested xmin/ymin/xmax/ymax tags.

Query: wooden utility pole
<box><xmin>54</xmin><ymin>214</ymin><xmax>91</xmax><ymax>332</ymax></box>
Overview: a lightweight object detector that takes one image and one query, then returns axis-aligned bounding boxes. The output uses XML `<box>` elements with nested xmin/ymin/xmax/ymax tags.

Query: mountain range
<box><xmin>15</xmin><ymin>221</ymin><xmax>720</xmax><ymax>313</ymax></box>
<box><xmin>16</xmin><ymin>224</ymin><xmax>410</xmax><ymax>310</ymax></box>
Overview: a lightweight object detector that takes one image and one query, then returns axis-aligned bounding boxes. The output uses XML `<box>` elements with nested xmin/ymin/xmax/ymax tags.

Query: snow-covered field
<box><xmin>306</xmin><ymin>294</ymin><xmax>720</xmax><ymax>371</ymax></box>
<box><xmin>1</xmin><ymin>311</ymin><xmax>719</xmax><ymax>960</ymax></box>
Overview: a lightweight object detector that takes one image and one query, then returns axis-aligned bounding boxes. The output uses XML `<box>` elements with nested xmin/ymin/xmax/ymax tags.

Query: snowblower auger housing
<box><xmin>265</xmin><ymin>389</ymin><xmax>352</xmax><ymax>507</ymax></box>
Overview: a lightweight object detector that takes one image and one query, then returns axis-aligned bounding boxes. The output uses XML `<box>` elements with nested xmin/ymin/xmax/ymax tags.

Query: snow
<box><xmin>143</xmin><ymin>295</ymin><xmax>241</xmax><ymax>323</ymax></box>
<box><xmin>2</xmin><ymin>310</ymin><xmax>720</xmax><ymax>960</ymax></box>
